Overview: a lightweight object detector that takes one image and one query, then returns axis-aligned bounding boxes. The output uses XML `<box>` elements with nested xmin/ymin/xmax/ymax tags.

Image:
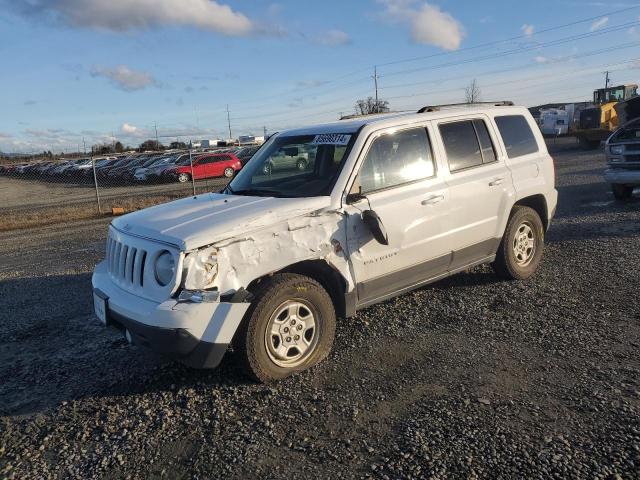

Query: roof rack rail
<box><xmin>417</xmin><ymin>101</ymin><xmax>514</xmax><ymax>114</ymax></box>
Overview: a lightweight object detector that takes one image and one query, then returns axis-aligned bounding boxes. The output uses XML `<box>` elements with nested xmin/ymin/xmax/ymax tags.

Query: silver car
<box><xmin>604</xmin><ymin>117</ymin><xmax>640</xmax><ymax>200</ymax></box>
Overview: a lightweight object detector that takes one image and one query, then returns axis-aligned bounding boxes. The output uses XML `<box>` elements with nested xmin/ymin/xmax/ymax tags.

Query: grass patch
<box><xmin>0</xmin><ymin>194</ymin><xmax>184</xmax><ymax>232</ymax></box>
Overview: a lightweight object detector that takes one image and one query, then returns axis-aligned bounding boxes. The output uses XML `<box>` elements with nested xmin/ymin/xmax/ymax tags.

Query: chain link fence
<box><xmin>0</xmin><ymin>145</ymin><xmax>260</xmax><ymax>232</ymax></box>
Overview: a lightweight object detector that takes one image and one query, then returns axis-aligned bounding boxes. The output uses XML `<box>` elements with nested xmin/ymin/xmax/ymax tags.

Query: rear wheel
<box><xmin>296</xmin><ymin>158</ymin><xmax>307</xmax><ymax>171</ymax></box>
<box><xmin>223</xmin><ymin>167</ymin><xmax>235</xmax><ymax>178</ymax></box>
<box><xmin>235</xmin><ymin>273</ymin><xmax>336</xmax><ymax>382</ymax></box>
<box><xmin>493</xmin><ymin>206</ymin><xmax>545</xmax><ymax>280</ymax></box>
<box><xmin>177</xmin><ymin>172</ymin><xmax>190</xmax><ymax>183</ymax></box>
<box><xmin>263</xmin><ymin>163</ymin><xmax>272</xmax><ymax>175</ymax></box>
<box><xmin>612</xmin><ymin>183</ymin><xmax>633</xmax><ymax>201</ymax></box>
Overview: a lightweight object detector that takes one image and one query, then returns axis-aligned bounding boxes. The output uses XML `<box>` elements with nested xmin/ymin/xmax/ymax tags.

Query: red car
<box><xmin>169</xmin><ymin>153</ymin><xmax>242</xmax><ymax>183</ymax></box>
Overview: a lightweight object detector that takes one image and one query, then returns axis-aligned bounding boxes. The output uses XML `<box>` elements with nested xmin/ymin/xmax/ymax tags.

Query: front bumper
<box><xmin>604</xmin><ymin>168</ymin><xmax>640</xmax><ymax>185</ymax></box>
<box><xmin>92</xmin><ymin>260</ymin><xmax>250</xmax><ymax>368</ymax></box>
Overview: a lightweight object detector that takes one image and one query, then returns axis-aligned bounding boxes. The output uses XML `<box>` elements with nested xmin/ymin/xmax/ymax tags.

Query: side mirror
<box><xmin>362</xmin><ymin>210</ymin><xmax>389</xmax><ymax>245</ymax></box>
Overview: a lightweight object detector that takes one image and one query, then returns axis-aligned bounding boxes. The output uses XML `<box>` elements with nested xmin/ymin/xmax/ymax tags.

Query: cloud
<box><xmin>18</xmin><ymin>0</ymin><xmax>253</xmax><ymax>36</ymax></box>
<box><xmin>23</xmin><ymin>100</ymin><xmax>38</xmax><ymax>106</ymax></box>
<box><xmin>91</xmin><ymin>65</ymin><xmax>157</xmax><ymax>91</ymax></box>
<box><xmin>313</xmin><ymin>29</ymin><xmax>351</xmax><ymax>46</ymax></box>
<box><xmin>121</xmin><ymin>123</ymin><xmax>139</xmax><ymax>135</ymax></box>
<box><xmin>378</xmin><ymin>1</ymin><xmax>464</xmax><ymax>51</ymax></box>
<box><xmin>590</xmin><ymin>17</ymin><xmax>608</xmax><ymax>32</ymax></box>
<box><xmin>521</xmin><ymin>24</ymin><xmax>534</xmax><ymax>38</ymax></box>
<box><xmin>631</xmin><ymin>59</ymin><xmax>640</xmax><ymax>69</ymax></box>
<box><xmin>534</xmin><ymin>56</ymin><xmax>549</xmax><ymax>64</ymax></box>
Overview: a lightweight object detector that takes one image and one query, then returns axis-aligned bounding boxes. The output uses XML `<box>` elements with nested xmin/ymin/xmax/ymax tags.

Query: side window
<box><xmin>473</xmin><ymin>119</ymin><xmax>497</xmax><ymax>163</ymax></box>
<box><xmin>495</xmin><ymin>115</ymin><xmax>539</xmax><ymax>158</ymax></box>
<box><xmin>360</xmin><ymin>127</ymin><xmax>435</xmax><ymax>193</ymax></box>
<box><xmin>439</xmin><ymin>121</ymin><xmax>483</xmax><ymax>171</ymax></box>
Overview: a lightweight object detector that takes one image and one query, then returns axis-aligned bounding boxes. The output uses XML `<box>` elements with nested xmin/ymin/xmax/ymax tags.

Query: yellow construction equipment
<box><xmin>575</xmin><ymin>84</ymin><xmax>638</xmax><ymax>149</ymax></box>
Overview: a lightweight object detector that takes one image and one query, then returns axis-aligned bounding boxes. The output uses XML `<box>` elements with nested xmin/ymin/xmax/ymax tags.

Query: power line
<box><xmin>375</xmin><ymin>5</ymin><xmax>640</xmax><ymax>68</ymax></box>
<box><xmin>380</xmin><ymin>21</ymin><xmax>640</xmax><ymax>78</ymax></box>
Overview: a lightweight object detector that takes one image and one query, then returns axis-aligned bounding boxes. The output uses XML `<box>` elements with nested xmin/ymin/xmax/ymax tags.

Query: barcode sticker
<box><xmin>311</xmin><ymin>134</ymin><xmax>351</xmax><ymax>145</ymax></box>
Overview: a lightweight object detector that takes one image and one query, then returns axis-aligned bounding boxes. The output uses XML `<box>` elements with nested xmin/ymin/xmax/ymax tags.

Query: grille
<box><xmin>624</xmin><ymin>154</ymin><xmax>640</xmax><ymax>163</ymax></box>
<box><xmin>106</xmin><ymin>236</ymin><xmax>147</xmax><ymax>287</ymax></box>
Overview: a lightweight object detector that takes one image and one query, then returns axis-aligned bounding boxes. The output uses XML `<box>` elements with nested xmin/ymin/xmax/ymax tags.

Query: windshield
<box><xmin>227</xmin><ymin>133</ymin><xmax>355</xmax><ymax>197</ymax></box>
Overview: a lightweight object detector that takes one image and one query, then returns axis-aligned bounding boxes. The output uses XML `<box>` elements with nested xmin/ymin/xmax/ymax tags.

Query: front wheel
<box><xmin>177</xmin><ymin>172</ymin><xmax>191</xmax><ymax>183</ymax></box>
<box><xmin>235</xmin><ymin>273</ymin><xmax>336</xmax><ymax>382</ymax></box>
<box><xmin>492</xmin><ymin>206</ymin><xmax>545</xmax><ymax>280</ymax></box>
<box><xmin>223</xmin><ymin>167</ymin><xmax>235</xmax><ymax>178</ymax></box>
<box><xmin>296</xmin><ymin>158</ymin><xmax>307</xmax><ymax>171</ymax></box>
<box><xmin>612</xmin><ymin>183</ymin><xmax>633</xmax><ymax>201</ymax></box>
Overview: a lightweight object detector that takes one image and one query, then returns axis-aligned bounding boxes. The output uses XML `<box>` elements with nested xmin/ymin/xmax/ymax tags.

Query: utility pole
<box><xmin>263</xmin><ymin>126</ymin><xmax>267</xmax><ymax>138</ymax></box>
<box><xmin>372</xmin><ymin>66</ymin><xmax>379</xmax><ymax>113</ymax></box>
<box><xmin>226</xmin><ymin>105</ymin><xmax>232</xmax><ymax>142</ymax></box>
<box><xmin>154</xmin><ymin>122</ymin><xmax>159</xmax><ymax>150</ymax></box>
<box><xmin>605</xmin><ymin>70</ymin><xmax>610</xmax><ymax>89</ymax></box>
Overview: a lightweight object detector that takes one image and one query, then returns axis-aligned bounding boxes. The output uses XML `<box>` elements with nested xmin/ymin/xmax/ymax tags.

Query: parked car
<box><xmin>92</xmin><ymin>103</ymin><xmax>557</xmax><ymax>382</ymax></box>
<box><xmin>604</xmin><ymin>117</ymin><xmax>640</xmax><ymax>200</ymax></box>
<box><xmin>235</xmin><ymin>145</ymin><xmax>261</xmax><ymax>166</ymax></box>
<box><xmin>134</xmin><ymin>153</ymin><xmax>189</xmax><ymax>182</ymax></box>
<box><xmin>132</xmin><ymin>154</ymin><xmax>178</xmax><ymax>182</ymax></box>
<box><xmin>105</xmin><ymin>158</ymin><xmax>148</xmax><ymax>183</ymax></box>
<box><xmin>167</xmin><ymin>153</ymin><xmax>242</xmax><ymax>183</ymax></box>
<box><xmin>64</xmin><ymin>158</ymin><xmax>93</xmax><ymax>176</ymax></box>
<box><xmin>262</xmin><ymin>145</ymin><xmax>310</xmax><ymax>174</ymax></box>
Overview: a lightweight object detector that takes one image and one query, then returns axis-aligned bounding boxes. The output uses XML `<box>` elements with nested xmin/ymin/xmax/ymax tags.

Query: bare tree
<box><xmin>465</xmin><ymin>79</ymin><xmax>481</xmax><ymax>104</ymax></box>
<box><xmin>355</xmin><ymin>97</ymin><xmax>390</xmax><ymax>115</ymax></box>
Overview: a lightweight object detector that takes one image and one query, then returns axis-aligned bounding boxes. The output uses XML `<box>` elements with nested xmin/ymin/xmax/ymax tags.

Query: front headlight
<box><xmin>154</xmin><ymin>251</ymin><xmax>175</xmax><ymax>286</ymax></box>
<box><xmin>610</xmin><ymin>145</ymin><xmax>624</xmax><ymax>155</ymax></box>
<box><xmin>182</xmin><ymin>246</ymin><xmax>218</xmax><ymax>290</ymax></box>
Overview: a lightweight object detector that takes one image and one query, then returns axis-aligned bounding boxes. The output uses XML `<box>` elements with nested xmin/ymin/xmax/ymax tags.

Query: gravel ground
<box><xmin>1</xmin><ymin>139</ymin><xmax>639</xmax><ymax>479</ymax></box>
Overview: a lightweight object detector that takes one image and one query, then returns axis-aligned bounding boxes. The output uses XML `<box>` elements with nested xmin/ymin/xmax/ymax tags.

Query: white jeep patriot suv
<box><xmin>92</xmin><ymin>102</ymin><xmax>557</xmax><ymax>382</ymax></box>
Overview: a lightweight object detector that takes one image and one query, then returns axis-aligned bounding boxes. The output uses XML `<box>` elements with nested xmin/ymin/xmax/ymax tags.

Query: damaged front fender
<box><xmin>211</xmin><ymin>210</ymin><xmax>354</xmax><ymax>297</ymax></box>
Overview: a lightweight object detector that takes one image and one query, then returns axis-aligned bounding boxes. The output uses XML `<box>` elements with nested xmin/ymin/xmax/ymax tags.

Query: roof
<box><xmin>281</xmin><ymin>103</ymin><xmax>527</xmax><ymax>137</ymax></box>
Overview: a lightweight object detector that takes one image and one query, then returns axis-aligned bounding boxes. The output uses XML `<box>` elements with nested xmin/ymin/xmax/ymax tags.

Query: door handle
<box><xmin>489</xmin><ymin>177</ymin><xmax>505</xmax><ymax>187</ymax></box>
<box><xmin>421</xmin><ymin>194</ymin><xmax>445</xmax><ymax>206</ymax></box>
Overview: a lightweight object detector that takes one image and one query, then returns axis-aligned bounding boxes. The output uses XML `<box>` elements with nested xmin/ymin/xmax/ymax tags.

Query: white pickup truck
<box><xmin>92</xmin><ymin>103</ymin><xmax>557</xmax><ymax>382</ymax></box>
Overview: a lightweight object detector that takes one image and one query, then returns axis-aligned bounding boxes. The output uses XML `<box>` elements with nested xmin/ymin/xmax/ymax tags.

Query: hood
<box><xmin>111</xmin><ymin>193</ymin><xmax>332</xmax><ymax>251</ymax></box>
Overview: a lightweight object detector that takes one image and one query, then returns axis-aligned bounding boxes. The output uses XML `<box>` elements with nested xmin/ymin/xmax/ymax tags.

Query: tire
<box><xmin>296</xmin><ymin>158</ymin><xmax>307</xmax><ymax>171</ymax></box>
<box><xmin>492</xmin><ymin>206</ymin><xmax>545</xmax><ymax>280</ymax></box>
<box><xmin>223</xmin><ymin>167</ymin><xmax>235</xmax><ymax>178</ymax></box>
<box><xmin>235</xmin><ymin>273</ymin><xmax>336</xmax><ymax>383</ymax></box>
<box><xmin>263</xmin><ymin>163</ymin><xmax>272</xmax><ymax>175</ymax></box>
<box><xmin>177</xmin><ymin>172</ymin><xmax>190</xmax><ymax>183</ymax></box>
<box><xmin>612</xmin><ymin>183</ymin><xmax>633</xmax><ymax>201</ymax></box>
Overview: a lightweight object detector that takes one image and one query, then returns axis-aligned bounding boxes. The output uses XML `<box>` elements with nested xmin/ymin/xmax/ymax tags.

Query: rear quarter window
<box><xmin>495</xmin><ymin>115</ymin><xmax>539</xmax><ymax>158</ymax></box>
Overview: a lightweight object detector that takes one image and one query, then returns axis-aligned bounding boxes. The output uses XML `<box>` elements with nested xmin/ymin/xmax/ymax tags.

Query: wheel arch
<box><xmin>247</xmin><ymin>259</ymin><xmax>352</xmax><ymax>319</ymax></box>
<box><xmin>513</xmin><ymin>194</ymin><xmax>549</xmax><ymax>231</ymax></box>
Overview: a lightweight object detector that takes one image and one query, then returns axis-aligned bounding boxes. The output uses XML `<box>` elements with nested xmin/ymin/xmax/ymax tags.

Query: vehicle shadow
<box><xmin>0</xmin><ymin>273</ymin><xmax>255</xmax><ymax>418</ymax></box>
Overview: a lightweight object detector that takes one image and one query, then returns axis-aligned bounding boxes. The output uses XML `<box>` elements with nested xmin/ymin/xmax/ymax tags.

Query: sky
<box><xmin>1</xmin><ymin>0</ymin><xmax>640</xmax><ymax>153</ymax></box>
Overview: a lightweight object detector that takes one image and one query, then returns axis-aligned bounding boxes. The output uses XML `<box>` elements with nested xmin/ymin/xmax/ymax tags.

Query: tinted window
<box><xmin>360</xmin><ymin>127</ymin><xmax>435</xmax><ymax>193</ymax></box>
<box><xmin>495</xmin><ymin>115</ymin><xmax>538</xmax><ymax>158</ymax></box>
<box><xmin>439</xmin><ymin>121</ymin><xmax>483</xmax><ymax>171</ymax></box>
<box><xmin>473</xmin><ymin>119</ymin><xmax>497</xmax><ymax>163</ymax></box>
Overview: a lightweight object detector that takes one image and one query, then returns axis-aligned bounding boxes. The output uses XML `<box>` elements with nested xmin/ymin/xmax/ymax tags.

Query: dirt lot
<box><xmin>1</xmin><ymin>140</ymin><xmax>639</xmax><ymax>479</ymax></box>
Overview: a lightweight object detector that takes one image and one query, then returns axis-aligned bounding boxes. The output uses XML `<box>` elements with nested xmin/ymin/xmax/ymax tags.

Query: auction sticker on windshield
<box><xmin>311</xmin><ymin>134</ymin><xmax>351</xmax><ymax>145</ymax></box>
